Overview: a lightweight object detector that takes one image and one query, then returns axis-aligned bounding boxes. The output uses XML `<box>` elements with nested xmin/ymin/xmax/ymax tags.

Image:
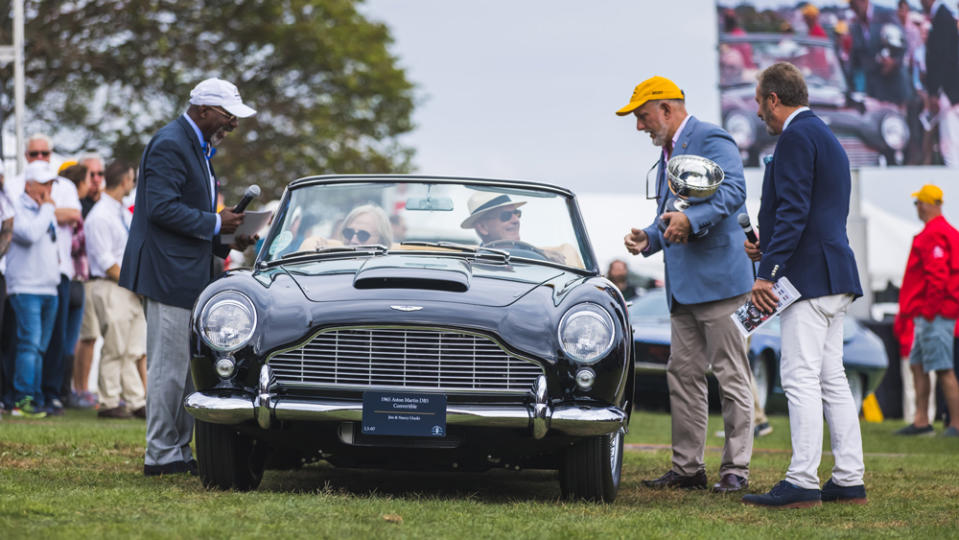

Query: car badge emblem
<box><xmin>390</xmin><ymin>305</ymin><xmax>423</xmax><ymax>312</ymax></box>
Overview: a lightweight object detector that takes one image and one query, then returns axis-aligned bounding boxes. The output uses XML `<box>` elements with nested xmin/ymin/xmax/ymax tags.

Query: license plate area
<box><xmin>361</xmin><ymin>391</ymin><xmax>447</xmax><ymax>437</ymax></box>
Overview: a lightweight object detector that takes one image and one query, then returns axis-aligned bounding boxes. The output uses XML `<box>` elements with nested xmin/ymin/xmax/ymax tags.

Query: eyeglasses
<box><xmin>208</xmin><ymin>106</ymin><xmax>237</xmax><ymax>123</ymax></box>
<box><xmin>342</xmin><ymin>228</ymin><xmax>373</xmax><ymax>243</ymax></box>
<box><xmin>499</xmin><ymin>209</ymin><xmax>522</xmax><ymax>222</ymax></box>
<box><xmin>28</xmin><ymin>151</ymin><xmax>51</xmax><ymax>158</ymax></box>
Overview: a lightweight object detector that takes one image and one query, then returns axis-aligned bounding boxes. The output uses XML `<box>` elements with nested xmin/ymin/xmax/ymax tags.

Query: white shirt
<box><xmin>51</xmin><ymin>178</ymin><xmax>81</xmax><ymax>279</ymax></box>
<box><xmin>783</xmin><ymin>106</ymin><xmax>811</xmax><ymax>132</ymax></box>
<box><xmin>3</xmin><ymin>172</ymin><xmax>25</xmax><ymax>201</ymax></box>
<box><xmin>6</xmin><ymin>192</ymin><xmax>59</xmax><ymax>295</ymax></box>
<box><xmin>85</xmin><ymin>193</ymin><xmax>131</xmax><ymax>278</ymax></box>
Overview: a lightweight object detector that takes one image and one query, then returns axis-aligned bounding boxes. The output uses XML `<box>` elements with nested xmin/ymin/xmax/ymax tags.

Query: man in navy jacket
<box><xmin>742</xmin><ymin>62</ymin><xmax>866</xmax><ymax>508</ymax></box>
<box><xmin>120</xmin><ymin>78</ymin><xmax>256</xmax><ymax>476</ymax></box>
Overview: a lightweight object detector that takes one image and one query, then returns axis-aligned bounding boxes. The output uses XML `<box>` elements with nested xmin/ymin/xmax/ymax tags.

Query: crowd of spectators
<box><xmin>0</xmin><ymin>134</ymin><xmax>154</xmax><ymax>419</ymax></box>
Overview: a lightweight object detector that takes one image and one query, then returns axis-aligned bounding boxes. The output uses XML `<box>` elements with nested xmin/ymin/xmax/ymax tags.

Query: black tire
<box><xmin>559</xmin><ymin>427</ymin><xmax>624</xmax><ymax>503</ymax></box>
<box><xmin>195</xmin><ymin>420</ymin><xmax>266</xmax><ymax>491</ymax></box>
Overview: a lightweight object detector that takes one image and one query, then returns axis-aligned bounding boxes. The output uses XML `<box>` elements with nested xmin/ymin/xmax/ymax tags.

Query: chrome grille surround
<box><xmin>267</xmin><ymin>326</ymin><xmax>544</xmax><ymax>394</ymax></box>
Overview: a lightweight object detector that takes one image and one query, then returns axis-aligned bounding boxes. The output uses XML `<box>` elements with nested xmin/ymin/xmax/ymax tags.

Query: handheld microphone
<box><xmin>738</xmin><ymin>213</ymin><xmax>759</xmax><ymax>244</ymax></box>
<box><xmin>233</xmin><ymin>185</ymin><xmax>261</xmax><ymax>213</ymax></box>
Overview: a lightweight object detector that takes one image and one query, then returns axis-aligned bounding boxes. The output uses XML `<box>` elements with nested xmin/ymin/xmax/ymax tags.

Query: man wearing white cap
<box><xmin>119</xmin><ymin>77</ymin><xmax>257</xmax><ymax>475</ymax></box>
<box><xmin>6</xmin><ymin>161</ymin><xmax>61</xmax><ymax>418</ymax></box>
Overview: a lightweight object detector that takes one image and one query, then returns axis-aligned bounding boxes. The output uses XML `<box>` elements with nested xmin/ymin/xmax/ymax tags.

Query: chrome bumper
<box><xmin>184</xmin><ymin>368</ymin><xmax>626</xmax><ymax>439</ymax></box>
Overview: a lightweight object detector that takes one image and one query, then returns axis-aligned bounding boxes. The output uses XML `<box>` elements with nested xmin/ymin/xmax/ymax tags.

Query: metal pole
<box><xmin>14</xmin><ymin>0</ymin><xmax>25</xmax><ymax>174</ymax></box>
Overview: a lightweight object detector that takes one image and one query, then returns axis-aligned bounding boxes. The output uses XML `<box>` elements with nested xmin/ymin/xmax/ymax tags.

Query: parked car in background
<box><xmin>720</xmin><ymin>33</ymin><xmax>910</xmax><ymax>167</ymax></box>
<box><xmin>185</xmin><ymin>175</ymin><xmax>633</xmax><ymax>502</ymax></box>
<box><xmin>630</xmin><ymin>289</ymin><xmax>888</xmax><ymax>414</ymax></box>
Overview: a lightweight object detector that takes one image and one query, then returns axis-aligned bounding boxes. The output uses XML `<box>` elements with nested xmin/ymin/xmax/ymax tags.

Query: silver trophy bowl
<box><xmin>666</xmin><ymin>154</ymin><xmax>725</xmax><ymax>207</ymax></box>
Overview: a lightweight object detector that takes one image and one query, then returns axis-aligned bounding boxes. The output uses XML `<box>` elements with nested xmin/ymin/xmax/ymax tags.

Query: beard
<box><xmin>648</xmin><ymin>127</ymin><xmax>669</xmax><ymax>147</ymax></box>
<box><xmin>210</xmin><ymin>127</ymin><xmax>228</xmax><ymax>147</ymax></box>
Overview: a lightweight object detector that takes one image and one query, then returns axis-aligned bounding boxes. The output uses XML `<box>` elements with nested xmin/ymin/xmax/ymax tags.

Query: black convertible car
<box><xmin>184</xmin><ymin>176</ymin><xmax>633</xmax><ymax>502</ymax></box>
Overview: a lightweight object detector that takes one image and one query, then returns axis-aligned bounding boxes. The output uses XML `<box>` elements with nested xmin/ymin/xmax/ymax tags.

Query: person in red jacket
<box><xmin>897</xmin><ymin>184</ymin><xmax>959</xmax><ymax>436</ymax></box>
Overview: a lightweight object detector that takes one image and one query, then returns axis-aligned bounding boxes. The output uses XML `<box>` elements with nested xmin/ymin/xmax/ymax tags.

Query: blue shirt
<box><xmin>182</xmin><ymin>113</ymin><xmax>221</xmax><ymax>235</ymax></box>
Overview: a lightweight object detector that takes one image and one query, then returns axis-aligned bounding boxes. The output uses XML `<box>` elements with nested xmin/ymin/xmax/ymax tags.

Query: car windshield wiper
<box><xmin>262</xmin><ymin>244</ymin><xmax>389</xmax><ymax>267</ymax></box>
<box><xmin>398</xmin><ymin>241</ymin><xmax>510</xmax><ymax>262</ymax></box>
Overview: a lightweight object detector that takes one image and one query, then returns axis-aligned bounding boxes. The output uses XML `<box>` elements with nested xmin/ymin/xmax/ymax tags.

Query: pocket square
<box><xmin>762</xmin><ymin>155</ymin><xmax>774</xmax><ymax>166</ymax></box>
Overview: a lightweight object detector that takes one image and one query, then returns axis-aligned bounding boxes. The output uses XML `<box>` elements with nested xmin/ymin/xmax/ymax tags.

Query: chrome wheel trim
<box><xmin>752</xmin><ymin>356</ymin><xmax>770</xmax><ymax>411</ymax></box>
<box><xmin>609</xmin><ymin>427</ymin><xmax>624</xmax><ymax>483</ymax></box>
<box><xmin>847</xmin><ymin>371</ymin><xmax>864</xmax><ymax>413</ymax></box>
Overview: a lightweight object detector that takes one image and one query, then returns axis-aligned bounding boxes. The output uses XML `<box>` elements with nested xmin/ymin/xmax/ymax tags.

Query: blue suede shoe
<box><xmin>821</xmin><ymin>478</ymin><xmax>867</xmax><ymax>504</ymax></box>
<box><xmin>742</xmin><ymin>480</ymin><xmax>822</xmax><ymax>509</ymax></box>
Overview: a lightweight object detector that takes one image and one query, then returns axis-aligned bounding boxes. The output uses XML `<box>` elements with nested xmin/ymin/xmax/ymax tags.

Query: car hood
<box><xmin>262</xmin><ymin>255</ymin><xmax>567</xmax><ymax>307</ymax></box>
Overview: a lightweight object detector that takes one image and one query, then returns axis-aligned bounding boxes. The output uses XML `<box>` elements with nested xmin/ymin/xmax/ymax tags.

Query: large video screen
<box><xmin>717</xmin><ymin>1</ymin><xmax>945</xmax><ymax>167</ymax></box>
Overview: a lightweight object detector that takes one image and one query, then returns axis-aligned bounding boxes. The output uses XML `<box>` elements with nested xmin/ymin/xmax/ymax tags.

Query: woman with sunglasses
<box><xmin>337</xmin><ymin>204</ymin><xmax>393</xmax><ymax>247</ymax></box>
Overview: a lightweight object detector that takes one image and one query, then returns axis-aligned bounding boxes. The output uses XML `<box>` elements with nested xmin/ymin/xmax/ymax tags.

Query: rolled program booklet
<box><xmin>730</xmin><ymin>277</ymin><xmax>801</xmax><ymax>337</ymax></box>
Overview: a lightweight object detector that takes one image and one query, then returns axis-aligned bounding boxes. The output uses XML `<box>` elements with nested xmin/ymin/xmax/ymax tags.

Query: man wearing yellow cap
<box><xmin>619</xmin><ymin>76</ymin><xmax>755</xmax><ymax>494</ymax></box>
<box><xmin>897</xmin><ymin>184</ymin><xmax>959</xmax><ymax>437</ymax></box>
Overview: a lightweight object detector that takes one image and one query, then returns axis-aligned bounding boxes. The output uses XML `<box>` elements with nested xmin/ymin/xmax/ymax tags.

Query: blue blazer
<box><xmin>119</xmin><ymin>115</ymin><xmax>229</xmax><ymax>309</ymax></box>
<box><xmin>757</xmin><ymin>110</ymin><xmax>863</xmax><ymax>300</ymax></box>
<box><xmin>642</xmin><ymin>116</ymin><xmax>754</xmax><ymax>310</ymax></box>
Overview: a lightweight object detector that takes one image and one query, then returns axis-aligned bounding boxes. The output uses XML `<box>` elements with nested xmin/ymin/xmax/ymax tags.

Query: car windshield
<box><xmin>720</xmin><ymin>37</ymin><xmax>845</xmax><ymax>91</ymax></box>
<box><xmin>259</xmin><ymin>179</ymin><xmax>591</xmax><ymax>270</ymax></box>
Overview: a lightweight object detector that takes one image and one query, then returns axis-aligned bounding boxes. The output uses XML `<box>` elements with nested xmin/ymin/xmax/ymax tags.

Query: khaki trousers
<box><xmin>88</xmin><ymin>278</ymin><xmax>146</xmax><ymax>410</ymax></box>
<box><xmin>667</xmin><ymin>293</ymin><xmax>753</xmax><ymax>478</ymax></box>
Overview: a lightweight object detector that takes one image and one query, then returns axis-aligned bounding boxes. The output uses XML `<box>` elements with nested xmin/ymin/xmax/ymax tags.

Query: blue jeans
<box><xmin>41</xmin><ymin>276</ymin><xmax>82</xmax><ymax>405</ymax></box>
<box><xmin>10</xmin><ymin>293</ymin><xmax>58</xmax><ymax>404</ymax></box>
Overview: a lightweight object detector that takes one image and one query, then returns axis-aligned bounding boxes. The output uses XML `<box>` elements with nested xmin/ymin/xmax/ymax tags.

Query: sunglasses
<box><xmin>498</xmin><ymin>209</ymin><xmax>522</xmax><ymax>222</ymax></box>
<box><xmin>208</xmin><ymin>106</ymin><xmax>237</xmax><ymax>123</ymax></box>
<box><xmin>89</xmin><ymin>171</ymin><xmax>105</xmax><ymax>177</ymax></box>
<box><xmin>28</xmin><ymin>151</ymin><xmax>51</xmax><ymax>158</ymax></box>
<box><xmin>342</xmin><ymin>227</ymin><xmax>373</xmax><ymax>243</ymax></box>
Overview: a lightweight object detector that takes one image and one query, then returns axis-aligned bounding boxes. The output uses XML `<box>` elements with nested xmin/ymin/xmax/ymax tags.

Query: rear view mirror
<box><xmin>405</xmin><ymin>196</ymin><xmax>454</xmax><ymax>211</ymax></box>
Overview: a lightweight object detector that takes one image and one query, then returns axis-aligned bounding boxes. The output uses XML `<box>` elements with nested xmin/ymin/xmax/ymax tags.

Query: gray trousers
<box><xmin>667</xmin><ymin>293</ymin><xmax>753</xmax><ymax>478</ymax></box>
<box><xmin>144</xmin><ymin>299</ymin><xmax>195</xmax><ymax>467</ymax></box>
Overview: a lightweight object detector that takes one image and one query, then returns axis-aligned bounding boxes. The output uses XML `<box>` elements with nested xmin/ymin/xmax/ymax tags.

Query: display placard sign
<box><xmin>362</xmin><ymin>391</ymin><xmax>447</xmax><ymax>437</ymax></box>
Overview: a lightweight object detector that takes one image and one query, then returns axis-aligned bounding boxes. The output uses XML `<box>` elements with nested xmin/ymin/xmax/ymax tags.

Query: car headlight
<box><xmin>724</xmin><ymin>112</ymin><xmax>755</xmax><ymax>148</ymax></box>
<box><xmin>198</xmin><ymin>291</ymin><xmax>257</xmax><ymax>352</ymax></box>
<box><xmin>558</xmin><ymin>303</ymin><xmax>616</xmax><ymax>364</ymax></box>
<box><xmin>880</xmin><ymin>114</ymin><xmax>909</xmax><ymax>151</ymax></box>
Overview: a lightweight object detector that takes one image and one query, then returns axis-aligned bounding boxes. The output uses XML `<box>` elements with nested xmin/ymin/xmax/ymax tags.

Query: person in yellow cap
<box><xmin>896</xmin><ymin>184</ymin><xmax>959</xmax><ymax>438</ymax></box>
<box><xmin>618</xmin><ymin>76</ymin><xmax>756</xmax><ymax>494</ymax></box>
<box><xmin>801</xmin><ymin>3</ymin><xmax>827</xmax><ymax>37</ymax></box>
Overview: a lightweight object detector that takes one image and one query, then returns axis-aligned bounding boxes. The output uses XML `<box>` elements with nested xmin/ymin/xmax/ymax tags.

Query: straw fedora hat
<box><xmin>460</xmin><ymin>192</ymin><xmax>526</xmax><ymax>229</ymax></box>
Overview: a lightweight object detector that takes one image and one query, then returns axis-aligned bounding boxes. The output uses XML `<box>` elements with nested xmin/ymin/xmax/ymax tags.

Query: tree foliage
<box><xmin>0</xmin><ymin>0</ymin><xmax>416</xmax><ymax>202</ymax></box>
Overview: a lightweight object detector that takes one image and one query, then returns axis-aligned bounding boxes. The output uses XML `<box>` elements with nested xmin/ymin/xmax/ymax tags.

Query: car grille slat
<box><xmin>268</xmin><ymin>327</ymin><xmax>543</xmax><ymax>393</ymax></box>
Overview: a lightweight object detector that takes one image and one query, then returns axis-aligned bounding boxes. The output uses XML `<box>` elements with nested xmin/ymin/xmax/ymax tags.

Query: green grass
<box><xmin>1</xmin><ymin>410</ymin><xmax>957</xmax><ymax>539</ymax></box>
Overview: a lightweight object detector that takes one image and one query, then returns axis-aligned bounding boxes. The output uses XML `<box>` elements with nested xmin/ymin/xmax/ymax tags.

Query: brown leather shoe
<box><xmin>132</xmin><ymin>406</ymin><xmax>146</xmax><ymax>419</ymax></box>
<box><xmin>642</xmin><ymin>469</ymin><xmax>707</xmax><ymax>490</ymax></box>
<box><xmin>713</xmin><ymin>473</ymin><xmax>749</xmax><ymax>493</ymax></box>
<box><xmin>97</xmin><ymin>406</ymin><xmax>133</xmax><ymax>419</ymax></box>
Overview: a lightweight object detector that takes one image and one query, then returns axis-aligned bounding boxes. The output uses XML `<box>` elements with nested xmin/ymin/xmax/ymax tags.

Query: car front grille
<box><xmin>268</xmin><ymin>327</ymin><xmax>543</xmax><ymax>394</ymax></box>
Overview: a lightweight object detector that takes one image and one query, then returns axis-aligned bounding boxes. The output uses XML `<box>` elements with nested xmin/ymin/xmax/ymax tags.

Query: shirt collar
<box><xmin>18</xmin><ymin>191</ymin><xmax>39</xmax><ymax>211</ymax></box>
<box><xmin>662</xmin><ymin>115</ymin><xmax>691</xmax><ymax>160</ymax></box>
<box><xmin>182</xmin><ymin>113</ymin><xmax>205</xmax><ymax>146</ymax></box>
<box><xmin>783</xmin><ymin>106</ymin><xmax>810</xmax><ymax>132</ymax></box>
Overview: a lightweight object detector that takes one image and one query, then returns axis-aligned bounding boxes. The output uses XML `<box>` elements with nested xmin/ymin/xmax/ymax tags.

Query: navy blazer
<box><xmin>119</xmin><ymin>115</ymin><xmax>229</xmax><ymax>309</ymax></box>
<box><xmin>757</xmin><ymin>110</ymin><xmax>863</xmax><ymax>300</ymax></box>
<box><xmin>642</xmin><ymin>116</ymin><xmax>754</xmax><ymax>310</ymax></box>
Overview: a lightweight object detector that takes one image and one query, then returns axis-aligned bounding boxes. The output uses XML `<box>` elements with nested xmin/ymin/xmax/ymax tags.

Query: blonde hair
<box><xmin>340</xmin><ymin>204</ymin><xmax>393</xmax><ymax>246</ymax></box>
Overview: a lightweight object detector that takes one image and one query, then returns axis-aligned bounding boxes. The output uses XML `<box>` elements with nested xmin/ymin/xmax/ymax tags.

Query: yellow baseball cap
<box><xmin>912</xmin><ymin>184</ymin><xmax>943</xmax><ymax>205</ymax></box>
<box><xmin>615</xmin><ymin>76</ymin><xmax>685</xmax><ymax>116</ymax></box>
<box><xmin>58</xmin><ymin>160</ymin><xmax>77</xmax><ymax>173</ymax></box>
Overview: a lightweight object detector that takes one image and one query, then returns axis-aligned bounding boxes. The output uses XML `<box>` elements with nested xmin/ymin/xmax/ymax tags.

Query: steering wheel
<box><xmin>483</xmin><ymin>240</ymin><xmax>551</xmax><ymax>261</ymax></box>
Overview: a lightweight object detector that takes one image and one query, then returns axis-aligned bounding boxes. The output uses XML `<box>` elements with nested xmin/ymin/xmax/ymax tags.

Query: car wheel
<box><xmin>195</xmin><ymin>420</ymin><xmax>266</xmax><ymax>491</ymax></box>
<box><xmin>846</xmin><ymin>371</ymin><xmax>865</xmax><ymax>414</ymax></box>
<box><xmin>751</xmin><ymin>353</ymin><xmax>772</xmax><ymax>412</ymax></box>
<box><xmin>559</xmin><ymin>426</ymin><xmax>624</xmax><ymax>502</ymax></box>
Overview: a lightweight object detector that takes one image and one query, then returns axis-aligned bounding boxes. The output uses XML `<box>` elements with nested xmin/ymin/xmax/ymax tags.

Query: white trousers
<box><xmin>780</xmin><ymin>294</ymin><xmax>864</xmax><ymax>489</ymax></box>
<box><xmin>938</xmin><ymin>94</ymin><xmax>959</xmax><ymax>168</ymax></box>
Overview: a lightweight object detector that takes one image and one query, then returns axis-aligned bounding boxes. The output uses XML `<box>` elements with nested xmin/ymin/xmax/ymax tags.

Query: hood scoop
<box><xmin>353</xmin><ymin>256</ymin><xmax>471</xmax><ymax>292</ymax></box>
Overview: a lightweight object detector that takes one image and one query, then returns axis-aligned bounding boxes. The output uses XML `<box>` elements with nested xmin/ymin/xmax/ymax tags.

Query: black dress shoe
<box><xmin>144</xmin><ymin>460</ymin><xmax>198</xmax><ymax>477</ymax></box>
<box><xmin>821</xmin><ymin>478</ymin><xmax>867</xmax><ymax>504</ymax></box>
<box><xmin>642</xmin><ymin>469</ymin><xmax>707</xmax><ymax>490</ymax></box>
<box><xmin>712</xmin><ymin>473</ymin><xmax>748</xmax><ymax>493</ymax></box>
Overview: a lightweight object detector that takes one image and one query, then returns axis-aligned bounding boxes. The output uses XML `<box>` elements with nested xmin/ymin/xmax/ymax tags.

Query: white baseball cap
<box><xmin>189</xmin><ymin>78</ymin><xmax>257</xmax><ymax>118</ymax></box>
<box><xmin>24</xmin><ymin>160</ymin><xmax>58</xmax><ymax>183</ymax></box>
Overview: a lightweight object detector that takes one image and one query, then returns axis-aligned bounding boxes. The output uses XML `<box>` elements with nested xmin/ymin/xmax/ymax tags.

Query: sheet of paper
<box><xmin>730</xmin><ymin>277</ymin><xmax>801</xmax><ymax>337</ymax></box>
<box><xmin>220</xmin><ymin>209</ymin><xmax>273</xmax><ymax>244</ymax></box>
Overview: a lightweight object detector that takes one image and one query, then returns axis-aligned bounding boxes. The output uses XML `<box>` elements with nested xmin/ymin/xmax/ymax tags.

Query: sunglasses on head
<box><xmin>499</xmin><ymin>209</ymin><xmax>522</xmax><ymax>222</ymax></box>
<box><xmin>28</xmin><ymin>150</ymin><xmax>51</xmax><ymax>158</ymax></box>
<box><xmin>342</xmin><ymin>227</ymin><xmax>372</xmax><ymax>243</ymax></box>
